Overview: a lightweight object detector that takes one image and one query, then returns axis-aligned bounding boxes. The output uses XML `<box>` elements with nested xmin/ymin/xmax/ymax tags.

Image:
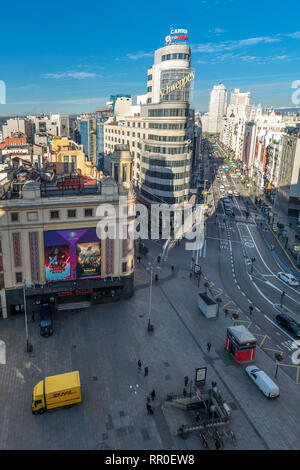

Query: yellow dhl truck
<box><xmin>32</xmin><ymin>371</ymin><xmax>82</xmax><ymax>414</ymax></box>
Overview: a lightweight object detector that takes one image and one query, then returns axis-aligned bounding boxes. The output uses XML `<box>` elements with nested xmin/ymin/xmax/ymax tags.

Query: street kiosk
<box><xmin>225</xmin><ymin>325</ymin><xmax>257</xmax><ymax>363</ymax></box>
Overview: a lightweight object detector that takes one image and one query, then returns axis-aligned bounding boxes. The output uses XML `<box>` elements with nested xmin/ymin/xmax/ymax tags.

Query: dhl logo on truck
<box><xmin>52</xmin><ymin>390</ymin><xmax>74</xmax><ymax>398</ymax></box>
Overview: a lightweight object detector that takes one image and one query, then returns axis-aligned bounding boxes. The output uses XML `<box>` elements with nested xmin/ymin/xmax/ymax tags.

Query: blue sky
<box><xmin>1</xmin><ymin>0</ymin><xmax>300</xmax><ymax>115</ymax></box>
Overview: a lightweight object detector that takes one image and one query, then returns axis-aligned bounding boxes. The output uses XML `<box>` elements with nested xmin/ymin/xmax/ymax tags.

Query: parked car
<box><xmin>220</xmin><ymin>184</ymin><xmax>225</xmax><ymax>189</ymax></box>
<box><xmin>225</xmin><ymin>208</ymin><xmax>233</xmax><ymax>216</ymax></box>
<box><xmin>233</xmin><ymin>191</ymin><xmax>240</xmax><ymax>196</ymax></box>
<box><xmin>40</xmin><ymin>304</ymin><xmax>53</xmax><ymax>337</ymax></box>
<box><xmin>245</xmin><ymin>366</ymin><xmax>280</xmax><ymax>398</ymax></box>
<box><xmin>275</xmin><ymin>313</ymin><xmax>300</xmax><ymax>338</ymax></box>
<box><xmin>277</xmin><ymin>272</ymin><xmax>300</xmax><ymax>286</ymax></box>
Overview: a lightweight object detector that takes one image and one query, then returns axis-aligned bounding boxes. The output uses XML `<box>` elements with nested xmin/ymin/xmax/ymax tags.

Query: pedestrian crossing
<box><xmin>280</xmin><ymin>339</ymin><xmax>300</xmax><ymax>352</ymax></box>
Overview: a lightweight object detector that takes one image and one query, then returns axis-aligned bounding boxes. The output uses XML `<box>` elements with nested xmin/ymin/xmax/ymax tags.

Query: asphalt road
<box><xmin>199</xmin><ymin>140</ymin><xmax>300</xmax><ymax>380</ymax></box>
<box><xmin>162</xmin><ymin>137</ymin><xmax>300</xmax><ymax>384</ymax></box>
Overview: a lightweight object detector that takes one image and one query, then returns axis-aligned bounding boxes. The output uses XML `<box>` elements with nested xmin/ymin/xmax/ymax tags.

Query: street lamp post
<box><xmin>274</xmin><ymin>353</ymin><xmax>283</xmax><ymax>378</ymax></box>
<box><xmin>280</xmin><ymin>290</ymin><xmax>285</xmax><ymax>308</ymax></box>
<box><xmin>216</xmin><ymin>297</ymin><xmax>222</xmax><ymax>317</ymax></box>
<box><xmin>23</xmin><ymin>280</ymin><xmax>33</xmax><ymax>353</ymax></box>
<box><xmin>146</xmin><ymin>262</ymin><xmax>161</xmax><ymax>333</ymax></box>
<box><xmin>250</xmin><ymin>257</ymin><xmax>256</xmax><ymax>274</ymax></box>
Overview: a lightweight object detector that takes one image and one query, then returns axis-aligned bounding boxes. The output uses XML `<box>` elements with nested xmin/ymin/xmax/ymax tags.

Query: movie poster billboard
<box><xmin>44</xmin><ymin>228</ymin><xmax>101</xmax><ymax>282</ymax></box>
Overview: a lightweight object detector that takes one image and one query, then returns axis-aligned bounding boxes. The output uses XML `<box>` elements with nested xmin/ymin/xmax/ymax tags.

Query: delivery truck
<box><xmin>197</xmin><ymin>293</ymin><xmax>217</xmax><ymax>318</ymax></box>
<box><xmin>32</xmin><ymin>370</ymin><xmax>82</xmax><ymax>414</ymax></box>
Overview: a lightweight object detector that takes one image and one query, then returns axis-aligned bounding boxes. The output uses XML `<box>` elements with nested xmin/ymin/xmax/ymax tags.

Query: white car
<box><xmin>245</xmin><ymin>366</ymin><xmax>279</xmax><ymax>398</ymax></box>
<box><xmin>220</xmin><ymin>184</ymin><xmax>225</xmax><ymax>189</ymax></box>
<box><xmin>277</xmin><ymin>272</ymin><xmax>300</xmax><ymax>286</ymax></box>
<box><xmin>233</xmin><ymin>191</ymin><xmax>240</xmax><ymax>196</ymax></box>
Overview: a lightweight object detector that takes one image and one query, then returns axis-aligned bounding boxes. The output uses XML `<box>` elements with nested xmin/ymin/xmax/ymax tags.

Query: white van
<box><xmin>245</xmin><ymin>365</ymin><xmax>280</xmax><ymax>398</ymax></box>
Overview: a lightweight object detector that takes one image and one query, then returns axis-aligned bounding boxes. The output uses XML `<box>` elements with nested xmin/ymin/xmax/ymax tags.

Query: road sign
<box><xmin>195</xmin><ymin>367</ymin><xmax>207</xmax><ymax>386</ymax></box>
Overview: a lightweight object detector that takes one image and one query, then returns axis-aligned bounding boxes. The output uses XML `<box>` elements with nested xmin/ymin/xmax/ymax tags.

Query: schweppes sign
<box><xmin>160</xmin><ymin>71</ymin><xmax>194</xmax><ymax>98</ymax></box>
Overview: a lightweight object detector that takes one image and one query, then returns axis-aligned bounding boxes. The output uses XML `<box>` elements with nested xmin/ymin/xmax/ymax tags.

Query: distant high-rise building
<box><xmin>205</xmin><ymin>84</ymin><xmax>227</xmax><ymax>134</ymax></box>
<box><xmin>50</xmin><ymin>114</ymin><xmax>70</xmax><ymax>137</ymax></box>
<box><xmin>76</xmin><ymin>114</ymin><xmax>97</xmax><ymax>166</ymax></box>
<box><xmin>2</xmin><ymin>117</ymin><xmax>34</xmax><ymax>143</ymax></box>
<box><xmin>76</xmin><ymin>114</ymin><xmax>106</xmax><ymax>169</ymax></box>
<box><xmin>227</xmin><ymin>89</ymin><xmax>251</xmax><ymax>119</ymax></box>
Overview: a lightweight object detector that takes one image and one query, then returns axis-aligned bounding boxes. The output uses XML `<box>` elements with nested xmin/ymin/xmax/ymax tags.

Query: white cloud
<box><xmin>209</xmin><ymin>27</ymin><xmax>227</xmax><ymax>34</ymax></box>
<box><xmin>192</xmin><ymin>34</ymin><xmax>284</xmax><ymax>54</ymax></box>
<box><xmin>286</xmin><ymin>31</ymin><xmax>300</xmax><ymax>39</ymax></box>
<box><xmin>126</xmin><ymin>51</ymin><xmax>153</xmax><ymax>60</ymax></box>
<box><xmin>44</xmin><ymin>71</ymin><xmax>100</xmax><ymax>80</ymax></box>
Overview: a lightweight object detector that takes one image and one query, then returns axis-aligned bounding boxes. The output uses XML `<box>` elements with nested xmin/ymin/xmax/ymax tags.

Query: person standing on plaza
<box><xmin>144</xmin><ymin>365</ymin><xmax>149</xmax><ymax>377</ymax></box>
<box><xmin>215</xmin><ymin>438</ymin><xmax>221</xmax><ymax>450</ymax></box>
<box><xmin>151</xmin><ymin>389</ymin><xmax>156</xmax><ymax>401</ymax></box>
<box><xmin>184</xmin><ymin>376</ymin><xmax>189</xmax><ymax>387</ymax></box>
<box><xmin>138</xmin><ymin>359</ymin><xmax>142</xmax><ymax>371</ymax></box>
<box><xmin>146</xmin><ymin>402</ymin><xmax>153</xmax><ymax>415</ymax></box>
<box><xmin>207</xmin><ymin>342</ymin><xmax>211</xmax><ymax>353</ymax></box>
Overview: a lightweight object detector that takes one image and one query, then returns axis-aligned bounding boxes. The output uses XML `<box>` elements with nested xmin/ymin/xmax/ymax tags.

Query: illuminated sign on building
<box><xmin>165</xmin><ymin>27</ymin><xmax>188</xmax><ymax>44</ymax></box>
<box><xmin>160</xmin><ymin>71</ymin><xmax>194</xmax><ymax>98</ymax></box>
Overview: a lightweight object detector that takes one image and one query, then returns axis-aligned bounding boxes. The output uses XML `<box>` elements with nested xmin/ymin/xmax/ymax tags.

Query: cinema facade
<box><xmin>0</xmin><ymin>147</ymin><xmax>135</xmax><ymax>318</ymax></box>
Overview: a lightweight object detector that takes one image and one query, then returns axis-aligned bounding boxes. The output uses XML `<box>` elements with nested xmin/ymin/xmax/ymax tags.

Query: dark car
<box><xmin>225</xmin><ymin>208</ymin><xmax>233</xmax><ymax>215</ymax></box>
<box><xmin>40</xmin><ymin>304</ymin><xmax>53</xmax><ymax>337</ymax></box>
<box><xmin>275</xmin><ymin>313</ymin><xmax>300</xmax><ymax>338</ymax></box>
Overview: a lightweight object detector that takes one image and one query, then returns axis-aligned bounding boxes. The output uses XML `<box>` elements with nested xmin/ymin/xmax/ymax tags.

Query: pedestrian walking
<box><xmin>147</xmin><ymin>395</ymin><xmax>151</xmax><ymax>403</ymax></box>
<box><xmin>146</xmin><ymin>402</ymin><xmax>153</xmax><ymax>415</ymax></box>
<box><xmin>171</xmin><ymin>265</ymin><xmax>174</xmax><ymax>272</ymax></box>
<box><xmin>151</xmin><ymin>389</ymin><xmax>156</xmax><ymax>401</ymax></box>
<box><xmin>137</xmin><ymin>255</ymin><xmax>141</xmax><ymax>263</ymax></box>
<box><xmin>31</xmin><ymin>311</ymin><xmax>35</xmax><ymax>322</ymax></box>
<box><xmin>214</xmin><ymin>438</ymin><xmax>221</xmax><ymax>450</ymax></box>
<box><xmin>155</xmin><ymin>274</ymin><xmax>158</xmax><ymax>282</ymax></box>
<box><xmin>138</xmin><ymin>359</ymin><xmax>142</xmax><ymax>371</ymax></box>
<box><xmin>144</xmin><ymin>366</ymin><xmax>149</xmax><ymax>377</ymax></box>
<box><xmin>207</xmin><ymin>342</ymin><xmax>212</xmax><ymax>353</ymax></box>
<box><xmin>184</xmin><ymin>375</ymin><xmax>189</xmax><ymax>387</ymax></box>
<box><xmin>183</xmin><ymin>388</ymin><xmax>187</xmax><ymax>397</ymax></box>
<box><xmin>224</xmin><ymin>308</ymin><xmax>228</xmax><ymax>317</ymax></box>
